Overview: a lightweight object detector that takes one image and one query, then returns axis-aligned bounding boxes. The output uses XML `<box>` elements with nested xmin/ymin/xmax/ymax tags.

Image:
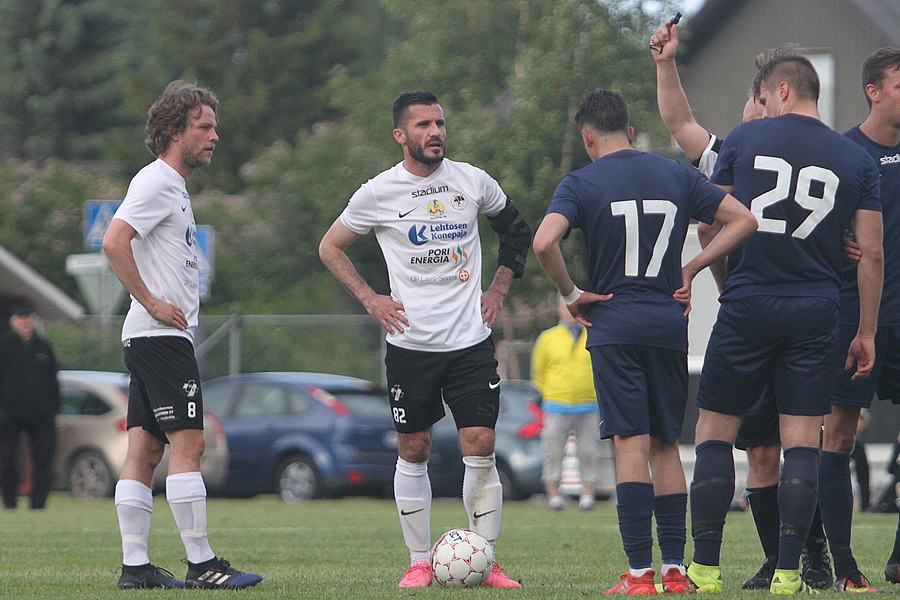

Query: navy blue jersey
<box><xmin>548</xmin><ymin>149</ymin><xmax>726</xmax><ymax>352</ymax></box>
<box><xmin>841</xmin><ymin>126</ymin><xmax>899</xmax><ymax>326</ymax></box>
<box><xmin>711</xmin><ymin>114</ymin><xmax>881</xmax><ymax>303</ymax></box>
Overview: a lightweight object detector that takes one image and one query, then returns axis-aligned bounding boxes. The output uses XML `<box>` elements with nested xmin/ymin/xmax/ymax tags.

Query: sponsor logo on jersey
<box><xmin>408</xmin><ymin>225</ymin><xmax>429</xmax><ymax>245</ymax></box>
<box><xmin>881</xmin><ymin>153</ymin><xmax>900</xmax><ymax>165</ymax></box>
<box><xmin>452</xmin><ymin>244</ymin><xmax>468</xmax><ymax>264</ymax></box>
<box><xmin>185</xmin><ymin>259</ymin><xmax>198</xmax><ymax>269</ymax></box>
<box><xmin>451</xmin><ymin>194</ymin><xmax>467</xmax><ymax>210</ymax></box>
<box><xmin>407</xmin><ymin>223</ymin><xmax>469</xmax><ymax>245</ymax></box>
<box><xmin>411</xmin><ymin>184</ymin><xmax>449</xmax><ymax>198</ymax></box>
<box><xmin>185</xmin><ymin>223</ymin><xmax>197</xmax><ymax>247</ymax></box>
<box><xmin>409</xmin><ymin>273</ymin><xmax>463</xmax><ymax>283</ymax></box>
<box><xmin>182</xmin><ymin>192</ymin><xmax>190</xmax><ymax>199</ymax></box>
<box><xmin>410</xmin><ymin>248</ymin><xmax>451</xmax><ymax>264</ymax></box>
<box><xmin>399</xmin><ymin>207</ymin><xmax>417</xmax><ymax>218</ymax></box>
<box><xmin>458</xmin><ymin>269</ymin><xmax>470</xmax><ymax>282</ymax></box>
<box><xmin>427</xmin><ymin>199</ymin><xmax>445</xmax><ymax>218</ymax></box>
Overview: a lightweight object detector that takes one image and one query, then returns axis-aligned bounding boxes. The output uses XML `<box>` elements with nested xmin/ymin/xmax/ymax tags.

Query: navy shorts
<box><xmin>697</xmin><ymin>296</ymin><xmax>840</xmax><ymax>417</ymax></box>
<box><xmin>734</xmin><ymin>385</ymin><xmax>780</xmax><ymax>450</ymax></box>
<box><xmin>123</xmin><ymin>336</ymin><xmax>204</xmax><ymax>443</ymax></box>
<box><xmin>384</xmin><ymin>337</ymin><xmax>500</xmax><ymax>434</ymax></box>
<box><xmin>588</xmin><ymin>344</ymin><xmax>688</xmax><ymax>444</ymax></box>
<box><xmin>832</xmin><ymin>324</ymin><xmax>900</xmax><ymax>407</ymax></box>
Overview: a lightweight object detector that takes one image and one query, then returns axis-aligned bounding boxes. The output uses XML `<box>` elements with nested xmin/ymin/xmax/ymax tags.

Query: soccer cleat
<box><xmin>770</xmin><ymin>569</ymin><xmax>818</xmax><ymax>595</ymax></box>
<box><xmin>885</xmin><ymin>562</ymin><xmax>900</xmax><ymax>584</ymax></box>
<box><xmin>834</xmin><ymin>571</ymin><xmax>876</xmax><ymax>593</ymax></box>
<box><xmin>604</xmin><ymin>570</ymin><xmax>657</xmax><ymax>595</ymax></box>
<box><xmin>184</xmin><ymin>556</ymin><xmax>262</xmax><ymax>589</ymax></box>
<box><xmin>686</xmin><ymin>563</ymin><xmax>722</xmax><ymax>594</ymax></box>
<box><xmin>117</xmin><ymin>563</ymin><xmax>185</xmax><ymax>589</ymax></box>
<box><xmin>801</xmin><ymin>537</ymin><xmax>833</xmax><ymax>590</ymax></box>
<box><xmin>661</xmin><ymin>568</ymin><xmax>695</xmax><ymax>593</ymax></box>
<box><xmin>484</xmin><ymin>562</ymin><xmax>522</xmax><ymax>588</ymax></box>
<box><xmin>743</xmin><ymin>557</ymin><xmax>777</xmax><ymax>590</ymax></box>
<box><xmin>398</xmin><ymin>560</ymin><xmax>433</xmax><ymax>588</ymax></box>
<box><xmin>579</xmin><ymin>494</ymin><xmax>596</xmax><ymax>511</ymax></box>
<box><xmin>549</xmin><ymin>495</ymin><xmax>565</xmax><ymax>511</ymax></box>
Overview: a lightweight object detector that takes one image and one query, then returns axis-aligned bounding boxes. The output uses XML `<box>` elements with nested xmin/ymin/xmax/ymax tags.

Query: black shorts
<box><xmin>734</xmin><ymin>385</ymin><xmax>781</xmax><ymax>451</ymax></box>
<box><xmin>123</xmin><ymin>336</ymin><xmax>204</xmax><ymax>443</ymax></box>
<box><xmin>384</xmin><ymin>337</ymin><xmax>500</xmax><ymax>434</ymax></box>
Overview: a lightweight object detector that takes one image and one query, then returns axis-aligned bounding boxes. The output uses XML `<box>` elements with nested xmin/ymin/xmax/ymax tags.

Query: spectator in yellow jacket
<box><xmin>531</xmin><ymin>296</ymin><xmax>604</xmax><ymax>510</ymax></box>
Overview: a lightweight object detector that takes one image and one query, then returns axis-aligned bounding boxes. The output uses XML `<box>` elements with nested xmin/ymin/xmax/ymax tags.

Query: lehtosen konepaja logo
<box><xmin>407</xmin><ymin>222</ymin><xmax>469</xmax><ymax>246</ymax></box>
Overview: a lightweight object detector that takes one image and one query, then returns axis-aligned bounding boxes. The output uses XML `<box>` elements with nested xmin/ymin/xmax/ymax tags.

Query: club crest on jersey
<box><xmin>427</xmin><ymin>199</ymin><xmax>445</xmax><ymax>218</ymax></box>
<box><xmin>451</xmin><ymin>194</ymin><xmax>467</xmax><ymax>210</ymax></box>
<box><xmin>183</xmin><ymin>380</ymin><xmax>199</xmax><ymax>398</ymax></box>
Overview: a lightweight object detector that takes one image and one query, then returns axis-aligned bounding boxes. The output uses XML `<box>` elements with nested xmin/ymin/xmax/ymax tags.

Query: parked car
<box><xmin>200</xmin><ymin>372</ymin><xmax>399</xmax><ymax>502</ymax></box>
<box><xmin>54</xmin><ymin>370</ymin><xmax>228</xmax><ymax>498</ymax></box>
<box><xmin>429</xmin><ymin>379</ymin><xmax>616</xmax><ymax>500</ymax></box>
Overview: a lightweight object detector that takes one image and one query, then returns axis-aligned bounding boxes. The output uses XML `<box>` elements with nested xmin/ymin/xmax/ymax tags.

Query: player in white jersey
<box><xmin>102</xmin><ymin>81</ymin><xmax>261</xmax><ymax>590</ymax></box>
<box><xmin>320</xmin><ymin>91</ymin><xmax>531</xmax><ymax>589</ymax></box>
<box><xmin>650</xmin><ymin>20</ymin><xmax>835</xmax><ymax>591</ymax></box>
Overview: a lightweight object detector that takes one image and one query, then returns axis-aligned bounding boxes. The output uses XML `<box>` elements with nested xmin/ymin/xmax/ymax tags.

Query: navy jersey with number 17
<box><xmin>711</xmin><ymin>114</ymin><xmax>881</xmax><ymax>303</ymax></box>
<box><xmin>548</xmin><ymin>149</ymin><xmax>726</xmax><ymax>353</ymax></box>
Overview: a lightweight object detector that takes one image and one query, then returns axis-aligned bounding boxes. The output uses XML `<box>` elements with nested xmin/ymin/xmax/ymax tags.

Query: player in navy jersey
<box><xmin>319</xmin><ymin>91</ymin><xmax>530</xmax><ymax>589</ymax></box>
<box><xmin>812</xmin><ymin>46</ymin><xmax>900</xmax><ymax>593</ymax></box>
<box><xmin>533</xmin><ymin>90</ymin><xmax>756</xmax><ymax>595</ymax></box>
<box><xmin>686</xmin><ymin>45</ymin><xmax>883</xmax><ymax>595</ymax></box>
<box><xmin>650</xmin><ymin>21</ymin><xmax>833</xmax><ymax>591</ymax></box>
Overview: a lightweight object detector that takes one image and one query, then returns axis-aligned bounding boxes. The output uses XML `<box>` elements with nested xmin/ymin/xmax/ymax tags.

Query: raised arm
<box><xmin>651</xmin><ymin>19</ymin><xmax>712</xmax><ymax>162</ymax></box>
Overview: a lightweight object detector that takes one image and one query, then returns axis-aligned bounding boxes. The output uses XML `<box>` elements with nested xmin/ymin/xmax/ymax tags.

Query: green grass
<box><xmin>0</xmin><ymin>493</ymin><xmax>897</xmax><ymax>599</ymax></box>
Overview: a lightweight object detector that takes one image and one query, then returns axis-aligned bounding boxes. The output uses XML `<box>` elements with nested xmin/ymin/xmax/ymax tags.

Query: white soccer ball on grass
<box><xmin>430</xmin><ymin>528</ymin><xmax>495</xmax><ymax>587</ymax></box>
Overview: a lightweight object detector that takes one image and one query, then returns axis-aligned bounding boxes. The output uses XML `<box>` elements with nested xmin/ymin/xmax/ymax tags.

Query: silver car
<box><xmin>54</xmin><ymin>370</ymin><xmax>228</xmax><ymax>498</ymax></box>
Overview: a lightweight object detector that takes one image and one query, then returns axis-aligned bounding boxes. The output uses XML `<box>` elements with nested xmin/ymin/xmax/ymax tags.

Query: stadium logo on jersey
<box><xmin>408</xmin><ymin>225</ymin><xmax>429</xmax><ymax>245</ymax></box>
<box><xmin>451</xmin><ymin>194</ymin><xmax>467</xmax><ymax>210</ymax></box>
<box><xmin>411</xmin><ymin>184</ymin><xmax>449</xmax><ymax>198</ymax></box>
<box><xmin>427</xmin><ymin>199</ymin><xmax>445</xmax><ymax>218</ymax></box>
<box><xmin>881</xmin><ymin>153</ymin><xmax>900</xmax><ymax>165</ymax></box>
<box><xmin>452</xmin><ymin>244</ymin><xmax>468</xmax><ymax>264</ymax></box>
<box><xmin>458</xmin><ymin>269</ymin><xmax>470</xmax><ymax>282</ymax></box>
<box><xmin>410</xmin><ymin>248</ymin><xmax>450</xmax><ymax>264</ymax></box>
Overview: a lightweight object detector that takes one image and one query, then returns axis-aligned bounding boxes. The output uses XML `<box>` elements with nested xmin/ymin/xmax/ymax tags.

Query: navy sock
<box><xmin>690</xmin><ymin>440</ymin><xmax>734</xmax><ymax>566</ymax></box>
<box><xmin>889</xmin><ymin>517</ymin><xmax>900</xmax><ymax>565</ymax></box>
<box><xmin>818</xmin><ymin>450</ymin><xmax>857</xmax><ymax>578</ymax></box>
<box><xmin>617</xmin><ymin>482</ymin><xmax>655</xmax><ymax>569</ymax></box>
<box><xmin>776</xmin><ymin>446</ymin><xmax>818</xmax><ymax>571</ymax></box>
<box><xmin>746</xmin><ymin>484</ymin><xmax>780</xmax><ymax>560</ymax></box>
<box><xmin>654</xmin><ymin>493</ymin><xmax>687</xmax><ymax>565</ymax></box>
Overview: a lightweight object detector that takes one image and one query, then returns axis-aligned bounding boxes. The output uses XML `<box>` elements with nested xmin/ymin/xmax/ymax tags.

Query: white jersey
<box><xmin>113</xmin><ymin>159</ymin><xmax>200</xmax><ymax>343</ymax></box>
<box><xmin>694</xmin><ymin>134</ymin><xmax>722</xmax><ymax>179</ymax></box>
<box><xmin>340</xmin><ymin>159</ymin><xmax>507</xmax><ymax>352</ymax></box>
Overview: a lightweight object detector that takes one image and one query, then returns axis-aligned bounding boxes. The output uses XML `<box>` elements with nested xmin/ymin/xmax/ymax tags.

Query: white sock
<box><xmin>462</xmin><ymin>454</ymin><xmax>502</xmax><ymax>545</ymax></box>
<box><xmin>115</xmin><ymin>480</ymin><xmax>153</xmax><ymax>566</ymax></box>
<box><xmin>166</xmin><ymin>472</ymin><xmax>215</xmax><ymax>564</ymax></box>
<box><xmin>394</xmin><ymin>458</ymin><xmax>431</xmax><ymax>564</ymax></box>
<box><xmin>631</xmin><ymin>566</ymin><xmax>654</xmax><ymax>577</ymax></box>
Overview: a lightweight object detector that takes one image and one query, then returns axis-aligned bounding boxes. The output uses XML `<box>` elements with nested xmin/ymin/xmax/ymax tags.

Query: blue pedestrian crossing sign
<box><xmin>195</xmin><ymin>225</ymin><xmax>215</xmax><ymax>302</ymax></box>
<box><xmin>83</xmin><ymin>200</ymin><xmax>120</xmax><ymax>251</ymax></box>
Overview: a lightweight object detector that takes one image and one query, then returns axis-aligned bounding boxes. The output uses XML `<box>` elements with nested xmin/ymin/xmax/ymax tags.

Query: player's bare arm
<box><xmin>676</xmin><ymin>194</ymin><xmax>757</xmax><ymax>315</ymax></box>
<box><xmin>102</xmin><ymin>217</ymin><xmax>188</xmax><ymax>330</ymax></box>
<box><xmin>696</xmin><ymin>220</ymin><xmax>727</xmax><ymax>293</ymax></box>
<box><xmin>651</xmin><ymin>18</ymin><xmax>711</xmax><ymax>161</ymax></box>
<box><xmin>481</xmin><ymin>266</ymin><xmax>513</xmax><ymax>328</ymax></box>
<box><xmin>533</xmin><ymin>212</ymin><xmax>612</xmax><ymax>327</ymax></box>
<box><xmin>318</xmin><ymin>218</ymin><xmax>409</xmax><ymax>335</ymax></box>
<box><xmin>846</xmin><ymin>208</ymin><xmax>884</xmax><ymax>380</ymax></box>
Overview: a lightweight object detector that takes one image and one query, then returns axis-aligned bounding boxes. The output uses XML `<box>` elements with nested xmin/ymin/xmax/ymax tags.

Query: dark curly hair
<box><xmin>145</xmin><ymin>80</ymin><xmax>218</xmax><ymax>157</ymax></box>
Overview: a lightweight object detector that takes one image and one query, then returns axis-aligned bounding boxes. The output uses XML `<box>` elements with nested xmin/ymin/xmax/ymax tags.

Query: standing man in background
<box><xmin>0</xmin><ymin>305</ymin><xmax>59</xmax><ymax>510</ymax></box>
<box><xmin>103</xmin><ymin>80</ymin><xmax>261</xmax><ymax>590</ymax></box>
<box><xmin>319</xmin><ymin>90</ymin><xmax>531</xmax><ymax>589</ymax></box>
<box><xmin>531</xmin><ymin>295</ymin><xmax>604</xmax><ymax>512</ymax></box>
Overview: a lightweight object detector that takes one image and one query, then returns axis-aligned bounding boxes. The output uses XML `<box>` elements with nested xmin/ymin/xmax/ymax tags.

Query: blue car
<box><xmin>202</xmin><ymin>372</ymin><xmax>398</xmax><ymax>502</ymax></box>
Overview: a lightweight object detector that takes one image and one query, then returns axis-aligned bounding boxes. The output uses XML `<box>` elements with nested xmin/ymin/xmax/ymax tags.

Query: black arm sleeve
<box><xmin>486</xmin><ymin>197</ymin><xmax>532</xmax><ymax>279</ymax></box>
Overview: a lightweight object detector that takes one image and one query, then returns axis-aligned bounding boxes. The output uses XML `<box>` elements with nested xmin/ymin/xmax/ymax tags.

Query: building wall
<box><xmin>679</xmin><ymin>0</ymin><xmax>892</xmax><ymax>141</ymax></box>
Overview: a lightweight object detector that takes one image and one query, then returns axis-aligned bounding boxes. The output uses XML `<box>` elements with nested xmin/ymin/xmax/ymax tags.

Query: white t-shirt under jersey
<box><xmin>340</xmin><ymin>159</ymin><xmax>508</xmax><ymax>352</ymax></box>
<box><xmin>695</xmin><ymin>134</ymin><xmax>721</xmax><ymax>179</ymax></box>
<box><xmin>113</xmin><ymin>159</ymin><xmax>200</xmax><ymax>343</ymax></box>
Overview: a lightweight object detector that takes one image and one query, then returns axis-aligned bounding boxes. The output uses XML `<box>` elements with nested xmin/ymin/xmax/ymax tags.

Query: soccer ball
<box><xmin>430</xmin><ymin>528</ymin><xmax>495</xmax><ymax>587</ymax></box>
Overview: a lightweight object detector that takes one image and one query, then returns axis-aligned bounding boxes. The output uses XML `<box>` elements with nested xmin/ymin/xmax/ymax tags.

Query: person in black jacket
<box><xmin>0</xmin><ymin>305</ymin><xmax>60</xmax><ymax>509</ymax></box>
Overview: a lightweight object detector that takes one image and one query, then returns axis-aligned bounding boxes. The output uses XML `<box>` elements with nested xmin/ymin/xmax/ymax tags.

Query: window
<box><xmin>234</xmin><ymin>383</ymin><xmax>286</xmax><ymax>417</ymax></box>
<box><xmin>807</xmin><ymin>53</ymin><xmax>834</xmax><ymax>128</ymax></box>
<box><xmin>59</xmin><ymin>386</ymin><xmax>111</xmax><ymax>416</ymax></box>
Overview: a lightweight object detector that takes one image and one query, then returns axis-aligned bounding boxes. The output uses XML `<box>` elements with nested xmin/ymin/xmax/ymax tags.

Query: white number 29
<box><xmin>610</xmin><ymin>199</ymin><xmax>677</xmax><ymax>277</ymax></box>
<box><xmin>751</xmin><ymin>155</ymin><xmax>837</xmax><ymax>239</ymax></box>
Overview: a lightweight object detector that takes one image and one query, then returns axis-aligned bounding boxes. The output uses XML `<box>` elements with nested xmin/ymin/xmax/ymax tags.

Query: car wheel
<box><xmin>68</xmin><ymin>451</ymin><xmax>115</xmax><ymax>498</ymax></box>
<box><xmin>276</xmin><ymin>455</ymin><xmax>320</xmax><ymax>502</ymax></box>
<box><xmin>497</xmin><ymin>460</ymin><xmax>523</xmax><ymax>501</ymax></box>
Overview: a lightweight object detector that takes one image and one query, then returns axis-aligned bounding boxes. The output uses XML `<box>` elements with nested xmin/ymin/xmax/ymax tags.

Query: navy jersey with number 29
<box><xmin>548</xmin><ymin>149</ymin><xmax>726</xmax><ymax>353</ymax></box>
<box><xmin>711</xmin><ymin>114</ymin><xmax>881</xmax><ymax>303</ymax></box>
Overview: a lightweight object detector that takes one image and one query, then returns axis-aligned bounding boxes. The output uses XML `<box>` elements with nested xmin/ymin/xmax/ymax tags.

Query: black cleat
<box><xmin>885</xmin><ymin>562</ymin><xmax>900</xmax><ymax>584</ymax></box>
<box><xmin>801</xmin><ymin>537</ymin><xmax>834</xmax><ymax>590</ymax></box>
<box><xmin>742</xmin><ymin>556</ymin><xmax>776</xmax><ymax>590</ymax></box>
<box><xmin>117</xmin><ymin>563</ymin><xmax>185</xmax><ymax>589</ymax></box>
<box><xmin>184</xmin><ymin>556</ymin><xmax>262</xmax><ymax>589</ymax></box>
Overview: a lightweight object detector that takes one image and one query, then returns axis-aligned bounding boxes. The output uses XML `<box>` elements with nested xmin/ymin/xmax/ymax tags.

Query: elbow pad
<box><xmin>486</xmin><ymin>197</ymin><xmax>532</xmax><ymax>279</ymax></box>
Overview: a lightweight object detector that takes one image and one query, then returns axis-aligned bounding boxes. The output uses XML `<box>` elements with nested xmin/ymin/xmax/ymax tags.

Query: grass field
<box><xmin>0</xmin><ymin>493</ymin><xmax>897</xmax><ymax>599</ymax></box>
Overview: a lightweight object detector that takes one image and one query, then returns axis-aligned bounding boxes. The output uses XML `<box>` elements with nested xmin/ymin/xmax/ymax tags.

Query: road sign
<box><xmin>65</xmin><ymin>253</ymin><xmax>127</xmax><ymax>316</ymax></box>
<box><xmin>83</xmin><ymin>200</ymin><xmax>120</xmax><ymax>251</ymax></box>
<box><xmin>195</xmin><ymin>225</ymin><xmax>215</xmax><ymax>301</ymax></box>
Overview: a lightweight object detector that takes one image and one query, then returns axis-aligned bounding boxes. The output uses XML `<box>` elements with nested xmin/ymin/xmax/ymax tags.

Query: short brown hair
<box><xmin>862</xmin><ymin>47</ymin><xmax>900</xmax><ymax>108</ymax></box>
<box><xmin>752</xmin><ymin>43</ymin><xmax>819</xmax><ymax>103</ymax></box>
<box><xmin>574</xmin><ymin>90</ymin><xmax>629</xmax><ymax>134</ymax></box>
<box><xmin>145</xmin><ymin>81</ymin><xmax>218</xmax><ymax>156</ymax></box>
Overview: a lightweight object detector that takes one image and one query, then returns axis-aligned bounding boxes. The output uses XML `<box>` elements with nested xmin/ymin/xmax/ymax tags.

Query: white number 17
<box><xmin>610</xmin><ymin>199</ymin><xmax>677</xmax><ymax>277</ymax></box>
